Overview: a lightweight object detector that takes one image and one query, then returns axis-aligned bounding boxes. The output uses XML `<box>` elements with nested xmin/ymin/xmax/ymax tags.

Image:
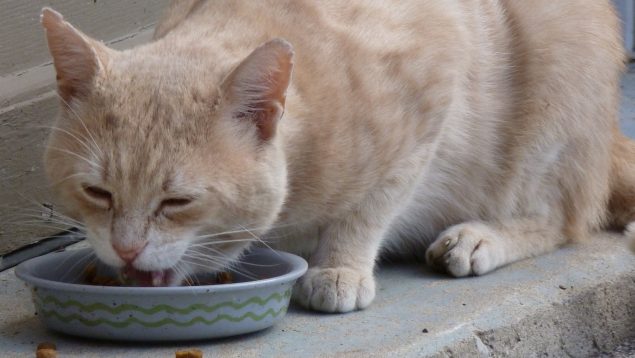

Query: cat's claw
<box><xmin>293</xmin><ymin>267</ymin><xmax>375</xmax><ymax>313</ymax></box>
<box><xmin>426</xmin><ymin>222</ymin><xmax>504</xmax><ymax>277</ymax></box>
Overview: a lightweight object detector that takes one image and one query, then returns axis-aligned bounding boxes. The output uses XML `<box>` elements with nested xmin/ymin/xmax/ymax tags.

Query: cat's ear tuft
<box><xmin>221</xmin><ymin>38</ymin><xmax>294</xmax><ymax>142</ymax></box>
<box><xmin>41</xmin><ymin>7</ymin><xmax>109</xmax><ymax>102</ymax></box>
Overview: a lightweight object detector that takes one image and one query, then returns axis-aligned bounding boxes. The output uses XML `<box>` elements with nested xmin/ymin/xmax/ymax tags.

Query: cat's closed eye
<box><xmin>157</xmin><ymin>197</ymin><xmax>194</xmax><ymax>216</ymax></box>
<box><xmin>82</xmin><ymin>185</ymin><xmax>112</xmax><ymax>208</ymax></box>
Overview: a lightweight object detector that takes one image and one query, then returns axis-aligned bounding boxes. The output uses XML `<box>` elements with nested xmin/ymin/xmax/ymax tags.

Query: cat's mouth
<box><xmin>121</xmin><ymin>266</ymin><xmax>176</xmax><ymax>287</ymax></box>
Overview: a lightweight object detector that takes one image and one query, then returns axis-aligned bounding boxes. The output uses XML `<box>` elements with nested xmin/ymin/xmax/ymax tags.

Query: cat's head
<box><xmin>40</xmin><ymin>8</ymin><xmax>293</xmax><ymax>284</ymax></box>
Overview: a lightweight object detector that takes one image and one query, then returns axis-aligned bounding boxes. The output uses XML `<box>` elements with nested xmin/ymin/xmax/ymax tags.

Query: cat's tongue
<box><xmin>121</xmin><ymin>266</ymin><xmax>174</xmax><ymax>287</ymax></box>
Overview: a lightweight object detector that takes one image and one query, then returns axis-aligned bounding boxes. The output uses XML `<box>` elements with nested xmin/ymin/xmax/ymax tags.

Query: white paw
<box><xmin>293</xmin><ymin>267</ymin><xmax>375</xmax><ymax>313</ymax></box>
<box><xmin>426</xmin><ymin>222</ymin><xmax>504</xmax><ymax>277</ymax></box>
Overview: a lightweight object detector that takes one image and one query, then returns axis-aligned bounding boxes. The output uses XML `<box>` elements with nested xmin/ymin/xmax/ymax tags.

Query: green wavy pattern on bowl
<box><xmin>35</xmin><ymin>288</ymin><xmax>292</xmax><ymax>315</ymax></box>
<box><xmin>39</xmin><ymin>306</ymin><xmax>289</xmax><ymax>328</ymax></box>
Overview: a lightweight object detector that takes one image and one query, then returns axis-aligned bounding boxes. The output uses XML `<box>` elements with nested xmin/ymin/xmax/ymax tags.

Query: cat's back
<box><xmin>158</xmin><ymin>0</ymin><xmax>489</xmax><ymax>133</ymax></box>
<box><xmin>156</xmin><ymin>0</ymin><xmax>622</xmax><ymax>95</ymax></box>
<box><xmin>155</xmin><ymin>1</ymin><xmax>473</xmax><ymax>87</ymax></box>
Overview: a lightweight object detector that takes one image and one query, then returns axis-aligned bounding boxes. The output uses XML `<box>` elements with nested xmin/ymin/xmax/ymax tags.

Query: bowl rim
<box><xmin>15</xmin><ymin>247</ymin><xmax>307</xmax><ymax>295</ymax></box>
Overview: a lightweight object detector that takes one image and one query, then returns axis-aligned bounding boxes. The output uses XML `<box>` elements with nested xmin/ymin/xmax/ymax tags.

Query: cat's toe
<box><xmin>426</xmin><ymin>222</ymin><xmax>503</xmax><ymax>277</ymax></box>
<box><xmin>293</xmin><ymin>267</ymin><xmax>375</xmax><ymax>313</ymax></box>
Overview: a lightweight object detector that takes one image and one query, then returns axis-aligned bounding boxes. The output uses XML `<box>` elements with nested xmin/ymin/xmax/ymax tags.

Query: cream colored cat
<box><xmin>41</xmin><ymin>0</ymin><xmax>630</xmax><ymax>313</ymax></box>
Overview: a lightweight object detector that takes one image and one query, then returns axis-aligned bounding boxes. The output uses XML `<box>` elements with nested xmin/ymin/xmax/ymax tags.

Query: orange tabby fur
<box><xmin>41</xmin><ymin>1</ymin><xmax>629</xmax><ymax>312</ymax></box>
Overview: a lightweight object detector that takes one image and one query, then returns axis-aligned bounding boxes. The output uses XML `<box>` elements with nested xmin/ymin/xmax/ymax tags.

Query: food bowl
<box><xmin>15</xmin><ymin>247</ymin><xmax>307</xmax><ymax>341</ymax></box>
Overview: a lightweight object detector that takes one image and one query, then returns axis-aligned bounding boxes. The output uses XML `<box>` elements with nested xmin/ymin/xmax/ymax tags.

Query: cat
<box><xmin>40</xmin><ymin>0</ymin><xmax>630</xmax><ymax>313</ymax></box>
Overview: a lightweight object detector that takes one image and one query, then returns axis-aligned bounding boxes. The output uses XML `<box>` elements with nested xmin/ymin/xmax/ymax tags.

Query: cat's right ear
<box><xmin>221</xmin><ymin>39</ymin><xmax>294</xmax><ymax>142</ymax></box>
<box><xmin>41</xmin><ymin>8</ymin><xmax>110</xmax><ymax>102</ymax></box>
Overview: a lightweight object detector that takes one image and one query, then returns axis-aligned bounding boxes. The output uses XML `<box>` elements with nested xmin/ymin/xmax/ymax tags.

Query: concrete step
<box><xmin>0</xmin><ymin>0</ymin><xmax>168</xmax><ymax>76</ymax></box>
<box><xmin>0</xmin><ymin>234</ymin><xmax>633</xmax><ymax>357</ymax></box>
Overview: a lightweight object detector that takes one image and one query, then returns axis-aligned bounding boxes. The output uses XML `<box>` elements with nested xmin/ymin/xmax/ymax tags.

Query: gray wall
<box><xmin>614</xmin><ymin>0</ymin><xmax>635</xmax><ymax>57</ymax></box>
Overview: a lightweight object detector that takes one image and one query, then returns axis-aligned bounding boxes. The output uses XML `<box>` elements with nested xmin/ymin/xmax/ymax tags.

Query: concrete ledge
<box><xmin>0</xmin><ymin>0</ymin><xmax>168</xmax><ymax>76</ymax></box>
<box><xmin>0</xmin><ymin>25</ymin><xmax>156</xmax><ymax>108</ymax></box>
<box><xmin>0</xmin><ymin>234</ymin><xmax>633</xmax><ymax>357</ymax></box>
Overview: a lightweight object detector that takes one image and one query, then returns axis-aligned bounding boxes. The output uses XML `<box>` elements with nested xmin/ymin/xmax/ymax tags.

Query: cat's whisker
<box><xmin>46</xmin><ymin>146</ymin><xmax>103</xmax><ymax>171</ymax></box>
<box><xmin>0</xmin><ymin>233</ymin><xmax>83</xmax><ymax>250</ymax></box>
<box><xmin>185</xmin><ymin>247</ymin><xmax>242</xmax><ymax>262</ymax></box>
<box><xmin>190</xmin><ymin>225</ymin><xmax>266</xmax><ymax>240</ymax></box>
<box><xmin>3</xmin><ymin>221</ymin><xmax>80</xmax><ymax>233</ymax></box>
<box><xmin>5</xmin><ymin>212</ymin><xmax>86</xmax><ymax>230</ymax></box>
<box><xmin>9</xmin><ymin>227</ymin><xmax>85</xmax><ymax>239</ymax></box>
<box><xmin>238</xmin><ymin>224</ymin><xmax>281</xmax><ymax>257</ymax></box>
<box><xmin>181</xmin><ymin>257</ymin><xmax>258</xmax><ymax>281</ymax></box>
<box><xmin>58</xmin><ymin>250</ymin><xmax>96</xmax><ymax>282</ymax></box>
<box><xmin>4</xmin><ymin>219</ymin><xmax>85</xmax><ymax>235</ymax></box>
<box><xmin>188</xmin><ymin>249</ymin><xmax>278</xmax><ymax>268</ymax></box>
<box><xmin>181</xmin><ymin>252</ymin><xmax>226</xmax><ymax>266</ymax></box>
<box><xmin>259</xmin><ymin>232</ymin><xmax>290</xmax><ymax>241</ymax></box>
<box><xmin>184</xmin><ymin>249</ymin><xmax>234</xmax><ymax>263</ymax></box>
<box><xmin>54</xmin><ymin>92</ymin><xmax>104</xmax><ymax>156</ymax></box>
<box><xmin>48</xmin><ymin>172</ymin><xmax>92</xmax><ymax>187</ymax></box>
<box><xmin>53</xmin><ymin>249</ymin><xmax>88</xmax><ymax>274</ymax></box>
<box><xmin>188</xmin><ymin>238</ymin><xmax>259</xmax><ymax>247</ymax></box>
<box><xmin>170</xmin><ymin>263</ymin><xmax>198</xmax><ymax>294</ymax></box>
<box><xmin>184</xmin><ymin>247</ymin><xmax>268</xmax><ymax>276</ymax></box>
<box><xmin>179</xmin><ymin>257</ymin><xmax>220</xmax><ymax>272</ymax></box>
<box><xmin>188</xmin><ymin>221</ymin><xmax>296</xmax><ymax>243</ymax></box>
<box><xmin>172</xmin><ymin>263</ymin><xmax>189</xmax><ymax>286</ymax></box>
<box><xmin>34</xmin><ymin>125</ymin><xmax>100</xmax><ymax>160</ymax></box>
<box><xmin>179</xmin><ymin>262</ymin><xmax>200</xmax><ymax>286</ymax></box>
<box><xmin>5</xmin><ymin>209</ymin><xmax>81</xmax><ymax>224</ymax></box>
<box><xmin>8</xmin><ymin>194</ymin><xmax>85</xmax><ymax>228</ymax></box>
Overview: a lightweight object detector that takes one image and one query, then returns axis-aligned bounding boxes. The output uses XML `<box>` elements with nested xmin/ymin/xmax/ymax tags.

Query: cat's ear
<box><xmin>41</xmin><ymin>8</ymin><xmax>110</xmax><ymax>102</ymax></box>
<box><xmin>221</xmin><ymin>38</ymin><xmax>294</xmax><ymax>142</ymax></box>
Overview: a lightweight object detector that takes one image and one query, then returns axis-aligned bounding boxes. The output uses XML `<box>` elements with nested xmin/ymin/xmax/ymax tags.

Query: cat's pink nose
<box><xmin>112</xmin><ymin>243</ymin><xmax>146</xmax><ymax>263</ymax></box>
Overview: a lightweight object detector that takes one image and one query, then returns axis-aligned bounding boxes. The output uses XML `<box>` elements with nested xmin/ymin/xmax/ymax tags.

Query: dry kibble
<box><xmin>36</xmin><ymin>342</ymin><xmax>57</xmax><ymax>350</ymax></box>
<box><xmin>82</xmin><ymin>262</ymin><xmax>233</xmax><ymax>287</ymax></box>
<box><xmin>175</xmin><ymin>348</ymin><xmax>203</xmax><ymax>358</ymax></box>
<box><xmin>36</xmin><ymin>349</ymin><xmax>57</xmax><ymax>358</ymax></box>
<box><xmin>217</xmin><ymin>271</ymin><xmax>233</xmax><ymax>284</ymax></box>
<box><xmin>36</xmin><ymin>342</ymin><xmax>57</xmax><ymax>358</ymax></box>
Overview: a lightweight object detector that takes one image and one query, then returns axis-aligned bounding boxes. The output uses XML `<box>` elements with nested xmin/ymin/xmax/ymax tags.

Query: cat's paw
<box><xmin>293</xmin><ymin>266</ymin><xmax>375</xmax><ymax>313</ymax></box>
<box><xmin>426</xmin><ymin>222</ymin><xmax>504</xmax><ymax>277</ymax></box>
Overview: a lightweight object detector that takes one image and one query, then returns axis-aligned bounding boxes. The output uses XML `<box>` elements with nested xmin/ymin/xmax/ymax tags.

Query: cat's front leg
<box><xmin>426</xmin><ymin>219</ymin><xmax>566</xmax><ymax>277</ymax></box>
<box><xmin>293</xmin><ymin>215</ymin><xmax>386</xmax><ymax>313</ymax></box>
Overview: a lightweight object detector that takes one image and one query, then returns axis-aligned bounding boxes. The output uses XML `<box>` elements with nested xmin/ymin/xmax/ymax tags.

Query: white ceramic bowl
<box><xmin>15</xmin><ymin>248</ymin><xmax>307</xmax><ymax>341</ymax></box>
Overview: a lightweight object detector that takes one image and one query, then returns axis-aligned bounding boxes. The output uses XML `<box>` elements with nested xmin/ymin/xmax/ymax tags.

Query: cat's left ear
<box><xmin>221</xmin><ymin>38</ymin><xmax>294</xmax><ymax>142</ymax></box>
<box><xmin>41</xmin><ymin>7</ymin><xmax>112</xmax><ymax>103</ymax></box>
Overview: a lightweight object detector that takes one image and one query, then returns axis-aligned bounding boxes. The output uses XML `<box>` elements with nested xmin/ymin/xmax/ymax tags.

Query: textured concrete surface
<box><xmin>0</xmin><ymin>0</ymin><xmax>169</xmax><ymax>76</ymax></box>
<box><xmin>0</xmin><ymin>235</ymin><xmax>633</xmax><ymax>357</ymax></box>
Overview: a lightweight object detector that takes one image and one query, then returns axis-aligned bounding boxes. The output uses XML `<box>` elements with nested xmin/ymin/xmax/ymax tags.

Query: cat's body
<box><xmin>41</xmin><ymin>0</ymin><xmax>631</xmax><ymax>313</ymax></box>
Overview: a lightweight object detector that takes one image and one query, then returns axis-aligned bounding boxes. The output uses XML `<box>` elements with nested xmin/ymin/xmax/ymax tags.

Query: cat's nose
<box><xmin>112</xmin><ymin>243</ymin><xmax>147</xmax><ymax>263</ymax></box>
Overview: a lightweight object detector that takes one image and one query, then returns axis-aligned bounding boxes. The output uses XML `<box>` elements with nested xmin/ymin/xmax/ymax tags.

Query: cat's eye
<box><xmin>82</xmin><ymin>185</ymin><xmax>112</xmax><ymax>207</ymax></box>
<box><xmin>159</xmin><ymin>197</ymin><xmax>193</xmax><ymax>213</ymax></box>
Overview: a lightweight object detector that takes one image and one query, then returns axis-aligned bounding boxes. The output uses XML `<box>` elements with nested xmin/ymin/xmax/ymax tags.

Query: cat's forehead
<box><xmin>92</xmin><ymin>68</ymin><xmax>221</xmax><ymax>134</ymax></box>
<box><xmin>100</xmin><ymin>53</ymin><xmax>221</xmax><ymax>114</ymax></box>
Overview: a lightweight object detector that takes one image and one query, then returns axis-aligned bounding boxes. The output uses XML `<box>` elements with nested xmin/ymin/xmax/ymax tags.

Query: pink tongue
<box><xmin>122</xmin><ymin>267</ymin><xmax>170</xmax><ymax>286</ymax></box>
<box><xmin>151</xmin><ymin>271</ymin><xmax>165</xmax><ymax>286</ymax></box>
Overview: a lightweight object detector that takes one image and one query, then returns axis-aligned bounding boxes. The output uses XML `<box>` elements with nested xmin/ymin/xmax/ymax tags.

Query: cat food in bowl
<box><xmin>15</xmin><ymin>248</ymin><xmax>307</xmax><ymax>341</ymax></box>
<box><xmin>81</xmin><ymin>263</ymin><xmax>234</xmax><ymax>287</ymax></box>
